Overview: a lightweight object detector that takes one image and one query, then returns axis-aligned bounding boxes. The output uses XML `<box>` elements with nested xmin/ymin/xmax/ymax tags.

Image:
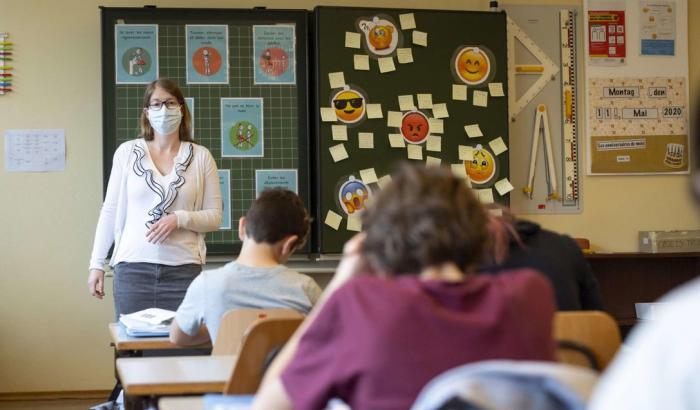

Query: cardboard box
<box><xmin>639</xmin><ymin>230</ymin><xmax>700</xmax><ymax>253</ymax></box>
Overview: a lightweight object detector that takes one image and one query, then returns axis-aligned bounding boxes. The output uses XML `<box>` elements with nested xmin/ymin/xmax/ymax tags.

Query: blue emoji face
<box><xmin>339</xmin><ymin>176</ymin><xmax>371</xmax><ymax>215</ymax></box>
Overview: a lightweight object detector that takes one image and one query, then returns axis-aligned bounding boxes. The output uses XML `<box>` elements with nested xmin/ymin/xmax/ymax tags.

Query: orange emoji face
<box><xmin>368</xmin><ymin>25</ymin><xmax>394</xmax><ymax>50</ymax></box>
<box><xmin>400</xmin><ymin>111</ymin><xmax>430</xmax><ymax>144</ymax></box>
<box><xmin>466</xmin><ymin>145</ymin><xmax>496</xmax><ymax>184</ymax></box>
<box><xmin>332</xmin><ymin>89</ymin><xmax>365</xmax><ymax>124</ymax></box>
<box><xmin>455</xmin><ymin>47</ymin><xmax>490</xmax><ymax>85</ymax></box>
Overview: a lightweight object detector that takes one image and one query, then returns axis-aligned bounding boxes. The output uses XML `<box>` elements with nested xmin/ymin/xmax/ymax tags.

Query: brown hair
<box><xmin>361</xmin><ymin>164</ymin><xmax>488</xmax><ymax>275</ymax></box>
<box><xmin>245</xmin><ymin>188</ymin><xmax>311</xmax><ymax>247</ymax></box>
<box><xmin>139</xmin><ymin>78</ymin><xmax>194</xmax><ymax>142</ymax></box>
<box><xmin>482</xmin><ymin>204</ymin><xmax>523</xmax><ymax>265</ymax></box>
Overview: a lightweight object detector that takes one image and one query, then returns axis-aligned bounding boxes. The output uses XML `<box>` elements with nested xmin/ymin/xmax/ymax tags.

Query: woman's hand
<box><xmin>146</xmin><ymin>214</ymin><xmax>178</xmax><ymax>244</ymax></box>
<box><xmin>88</xmin><ymin>269</ymin><xmax>105</xmax><ymax>299</ymax></box>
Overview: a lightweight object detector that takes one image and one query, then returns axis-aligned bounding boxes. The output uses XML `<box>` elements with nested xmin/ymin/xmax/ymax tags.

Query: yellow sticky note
<box><xmin>426</xmin><ymin>135</ymin><xmax>442</xmax><ymax>152</ymax></box>
<box><xmin>407</xmin><ymin>144</ymin><xmax>423</xmax><ymax>160</ymax></box>
<box><xmin>358</xmin><ymin>132</ymin><xmax>374</xmax><ymax>149</ymax></box>
<box><xmin>325</xmin><ymin>210</ymin><xmax>342</xmax><ymax>230</ymax></box>
<box><xmin>428</xmin><ymin>118</ymin><xmax>443</xmax><ymax>134</ymax></box>
<box><xmin>458</xmin><ymin>145</ymin><xmax>474</xmax><ymax>161</ymax></box>
<box><xmin>389</xmin><ymin>133</ymin><xmax>406</xmax><ymax>148</ymax></box>
<box><xmin>473</xmin><ymin>90</ymin><xmax>488</xmax><ymax>107</ymax></box>
<box><xmin>378</xmin><ymin>57</ymin><xmax>396</xmax><ymax>73</ymax></box>
<box><xmin>397</xmin><ymin>48</ymin><xmax>414</xmax><ymax>64</ymax></box>
<box><xmin>495</xmin><ymin>178</ymin><xmax>514</xmax><ymax>196</ymax></box>
<box><xmin>377</xmin><ymin>174</ymin><xmax>393</xmax><ymax>189</ymax></box>
<box><xmin>345</xmin><ymin>32</ymin><xmax>361</xmax><ymax>49</ymax></box>
<box><xmin>399</xmin><ymin>13</ymin><xmax>417</xmax><ymax>30</ymax></box>
<box><xmin>329</xmin><ymin>72</ymin><xmax>345</xmax><ymax>89</ymax></box>
<box><xmin>354</xmin><ymin>54</ymin><xmax>370</xmax><ymax>71</ymax></box>
<box><xmin>417</xmin><ymin>94</ymin><xmax>433</xmax><ymax>109</ymax></box>
<box><xmin>387</xmin><ymin>111</ymin><xmax>403</xmax><ymax>127</ymax></box>
<box><xmin>488</xmin><ymin>82</ymin><xmax>505</xmax><ymax>97</ymax></box>
<box><xmin>320</xmin><ymin>107</ymin><xmax>338</xmax><ymax>122</ymax></box>
<box><xmin>432</xmin><ymin>103</ymin><xmax>449</xmax><ymax>119</ymax></box>
<box><xmin>329</xmin><ymin>143</ymin><xmax>348</xmax><ymax>162</ymax></box>
<box><xmin>464</xmin><ymin>124</ymin><xmax>483</xmax><ymax>138</ymax></box>
<box><xmin>451</xmin><ymin>163</ymin><xmax>468</xmax><ymax>179</ymax></box>
<box><xmin>489</xmin><ymin>137</ymin><xmax>508</xmax><ymax>155</ymax></box>
<box><xmin>412</xmin><ymin>30</ymin><xmax>428</xmax><ymax>47</ymax></box>
<box><xmin>332</xmin><ymin>124</ymin><xmax>348</xmax><ymax>141</ymax></box>
<box><xmin>426</xmin><ymin>156</ymin><xmax>442</xmax><ymax>167</ymax></box>
<box><xmin>366</xmin><ymin>103</ymin><xmax>383</xmax><ymax>119</ymax></box>
<box><xmin>360</xmin><ymin>168</ymin><xmax>379</xmax><ymax>184</ymax></box>
<box><xmin>452</xmin><ymin>84</ymin><xmax>468</xmax><ymax>101</ymax></box>
<box><xmin>477</xmin><ymin>188</ymin><xmax>495</xmax><ymax>204</ymax></box>
<box><xmin>398</xmin><ymin>95</ymin><xmax>416</xmax><ymax>111</ymax></box>
<box><xmin>347</xmin><ymin>214</ymin><xmax>362</xmax><ymax>232</ymax></box>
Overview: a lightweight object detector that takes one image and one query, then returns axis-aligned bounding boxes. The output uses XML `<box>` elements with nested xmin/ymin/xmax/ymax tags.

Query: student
<box><xmin>480</xmin><ymin>207</ymin><xmax>603</xmax><ymax>311</ymax></box>
<box><xmin>170</xmin><ymin>188</ymin><xmax>322</xmax><ymax>345</ymax></box>
<box><xmin>253</xmin><ymin>164</ymin><xmax>556</xmax><ymax>410</ymax></box>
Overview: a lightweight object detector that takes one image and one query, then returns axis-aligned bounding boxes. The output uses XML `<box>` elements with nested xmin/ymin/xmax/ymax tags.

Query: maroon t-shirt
<box><xmin>280</xmin><ymin>269</ymin><xmax>556</xmax><ymax>410</ymax></box>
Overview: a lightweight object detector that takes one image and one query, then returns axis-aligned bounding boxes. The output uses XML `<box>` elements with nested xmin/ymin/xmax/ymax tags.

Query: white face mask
<box><xmin>148</xmin><ymin>106</ymin><xmax>182</xmax><ymax>135</ymax></box>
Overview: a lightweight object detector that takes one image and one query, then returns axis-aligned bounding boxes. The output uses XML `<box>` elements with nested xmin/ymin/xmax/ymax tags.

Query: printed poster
<box><xmin>184</xmin><ymin>98</ymin><xmax>194</xmax><ymax>137</ymax></box>
<box><xmin>221</xmin><ymin>98</ymin><xmax>264</xmax><ymax>157</ymax></box>
<box><xmin>588</xmin><ymin>77</ymin><xmax>688</xmax><ymax>174</ymax></box>
<box><xmin>255</xmin><ymin>169</ymin><xmax>298</xmax><ymax>197</ymax></box>
<box><xmin>587</xmin><ymin>9</ymin><xmax>626</xmax><ymax>65</ymax></box>
<box><xmin>115</xmin><ymin>24</ymin><xmax>158</xmax><ymax>84</ymax></box>
<box><xmin>186</xmin><ymin>25</ymin><xmax>228</xmax><ymax>84</ymax></box>
<box><xmin>640</xmin><ymin>1</ymin><xmax>676</xmax><ymax>56</ymax></box>
<box><xmin>253</xmin><ymin>25</ymin><xmax>296</xmax><ymax>85</ymax></box>
<box><xmin>218</xmin><ymin>170</ymin><xmax>231</xmax><ymax>230</ymax></box>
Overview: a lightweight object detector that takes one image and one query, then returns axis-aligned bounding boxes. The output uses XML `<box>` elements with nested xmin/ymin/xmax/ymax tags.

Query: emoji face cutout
<box><xmin>368</xmin><ymin>25</ymin><xmax>394</xmax><ymax>50</ymax></box>
<box><xmin>401</xmin><ymin>111</ymin><xmax>430</xmax><ymax>144</ymax></box>
<box><xmin>455</xmin><ymin>47</ymin><xmax>490</xmax><ymax>85</ymax></box>
<box><xmin>466</xmin><ymin>145</ymin><xmax>496</xmax><ymax>184</ymax></box>
<box><xmin>332</xmin><ymin>88</ymin><xmax>366</xmax><ymax>124</ymax></box>
<box><xmin>338</xmin><ymin>176</ymin><xmax>372</xmax><ymax>215</ymax></box>
<box><xmin>358</xmin><ymin>16</ymin><xmax>399</xmax><ymax>56</ymax></box>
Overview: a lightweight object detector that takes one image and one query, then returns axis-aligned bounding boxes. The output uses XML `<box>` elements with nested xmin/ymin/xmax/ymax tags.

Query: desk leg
<box><xmin>111</xmin><ymin>348</ymin><xmax>143</xmax><ymax>405</ymax></box>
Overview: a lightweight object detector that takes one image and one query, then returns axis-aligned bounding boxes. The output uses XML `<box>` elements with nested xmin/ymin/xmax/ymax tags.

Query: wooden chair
<box><xmin>223</xmin><ymin>316</ymin><xmax>304</xmax><ymax>394</ymax></box>
<box><xmin>554</xmin><ymin>311</ymin><xmax>621</xmax><ymax>371</ymax></box>
<box><xmin>212</xmin><ymin>308</ymin><xmax>303</xmax><ymax>356</ymax></box>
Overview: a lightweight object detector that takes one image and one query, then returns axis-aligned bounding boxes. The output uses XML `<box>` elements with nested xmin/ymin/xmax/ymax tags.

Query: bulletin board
<box><xmin>313</xmin><ymin>6</ymin><xmax>510</xmax><ymax>254</ymax></box>
<box><xmin>100</xmin><ymin>7</ymin><xmax>311</xmax><ymax>254</ymax></box>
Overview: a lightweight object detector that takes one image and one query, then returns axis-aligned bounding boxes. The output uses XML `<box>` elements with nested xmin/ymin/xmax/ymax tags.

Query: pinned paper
<box><xmin>387</xmin><ymin>111</ymin><xmax>403</xmax><ymax>127</ymax></box>
<box><xmin>358</xmin><ymin>132</ymin><xmax>374</xmax><ymax>149</ymax></box>
<box><xmin>426</xmin><ymin>135</ymin><xmax>442</xmax><ymax>152</ymax></box>
<box><xmin>452</xmin><ymin>84</ymin><xmax>467</xmax><ymax>101</ymax></box>
<box><xmin>321</xmin><ymin>107</ymin><xmax>338</xmax><ymax>122</ymax></box>
<box><xmin>432</xmin><ymin>103</ymin><xmax>449</xmax><ymax>119</ymax></box>
<box><xmin>412</xmin><ymin>30</ymin><xmax>428</xmax><ymax>47</ymax></box>
<box><xmin>473</xmin><ymin>90</ymin><xmax>488</xmax><ymax>107</ymax></box>
<box><xmin>389</xmin><ymin>133</ymin><xmax>406</xmax><ymax>148</ymax></box>
<box><xmin>488</xmin><ymin>82</ymin><xmax>505</xmax><ymax>97</ymax></box>
<box><xmin>426</xmin><ymin>156</ymin><xmax>442</xmax><ymax>167</ymax></box>
<box><xmin>417</xmin><ymin>94</ymin><xmax>433</xmax><ymax>109</ymax></box>
<box><xmin>494</xmin><ymin>178</ymin><xmax>514</xmax><ymax>196</ymax></box>
<box><xmin>366</xmin><ymin>103</ymin><xmax>383</xmax><ymax>119</ymax></box>
<box><xmin>407</xmin><ymin>144</ymin><xmax>423</xmax><ymax>160</ymax></box>
<box><xmin>464</xmin><ymin>124</ymin><xmax>483</xmax><ymax>138</ymax></box>
<box><xmin>329</xmin><ymin>143</ymin><xmax>349</xmax><ymax>162</ymax></box>
<box><xmin>378</xmin><ymin>57</ymin><xmax>396</xmax><ymax>73</ymax></box>
<box><xmin>360</xmin><ymin>167</ymin><xmax>379</xmax><ymax>184</ymax></box>
<box><xmin>397</xmin><ymin>48</ymin><xmax>414</xmax><ymax>64</ymax></box>
<box><xmin>345</xmin><ymin>32</ymin><xmax>361</xmax><ymax>49</ymax></box>
<box><xmin>354</xmin><ymin>54</ymin><xmax>370</xmax><ymax>71</ymax></box>
<box><xmin>347</xmin><ymin>214</ymin><xmax>362</xmax><ymax>232</ymax></box>
<box><xmin>378</xmin><ymin>174</ymin><xmax>393</xmax><ymax>189</ymax></box>
<box><xmin>329</xmin><ymin>72</ymin><xmax>345</xmax><ymax>89</ymax></box>
<box><xmin>477</xmin><ymin>188</ymin><xmax>495</xmax><ymax>204</ymax></box>
<box><xmin>332</xmin><ymin>124</ymin><xmax>348</xmax><ymax>141</ymax></box>
<box><xmin>325</xmin><ymin>210</ymin><xmax>342</xmax><ymax>230</ymax></box>
<box><xmin>451</xmin><ymin>163</ymin><xmax>468</xmax><ymax>179</ymax></box>
<box><xmin>398</xmin><ymin>95</ymin><xmax>416</xmax><ymax>111</ymax></box>
<box><xmin>489</xmin><ymin>137</ymin><xmax>508</xmax><ymax>156</ymax></box>
<box><xmin>399</xmin><ymin>13</ymin><xmax>417</xmax><ymax>30</ymax></box>
<box><xmin>428</xmin><ymin>118</ymin><xmax>443</xmax><ymax>134</ymax></box>
<box><xmin>458</xmin><ymin>145</ymin><xmax>474</xmax><ymax>161</ymax></box>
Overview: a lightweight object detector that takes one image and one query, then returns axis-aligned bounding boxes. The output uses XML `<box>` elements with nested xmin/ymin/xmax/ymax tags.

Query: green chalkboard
<box><xmin>313</xmin><ymin>6</ymin><xmax>509</xmax><ymax>254</ymax></box>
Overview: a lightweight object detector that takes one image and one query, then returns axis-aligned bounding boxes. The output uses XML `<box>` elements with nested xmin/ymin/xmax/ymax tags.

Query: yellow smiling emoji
<box><xmin>332</xmin><ymin>87</ymin><xmax>366</xmax><ymax>124</ymax></box>
<box><xmin>466</xmin><ymin>144</ymin><xmax>496</xmax><ymax>184</ymax></box>
<box><xmin>455</xmin><ymin>46</ymin><xmax>491</xmax><ymax>85</ymax></box>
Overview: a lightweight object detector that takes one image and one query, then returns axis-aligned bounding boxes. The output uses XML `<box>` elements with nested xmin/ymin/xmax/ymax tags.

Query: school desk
<box><xmin>158</xmin><ymin>396</ymin><xmax>205</xmax><ymax>410</ymax></box>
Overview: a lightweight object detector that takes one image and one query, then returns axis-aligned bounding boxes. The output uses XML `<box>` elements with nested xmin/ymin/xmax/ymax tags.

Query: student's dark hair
<box><xmin>361</xmin><ymin>163</ymin><xmax>488</xmax><ymax>275</ymax></box>
<box><xmin>245</xmin><ymin>188</ymin><xmax>311</xmax><ymax>247</ymax></box>
<box><xmin>139</xmin><ymin>78</ymin><xmax>194</xmax><ymax>142</ymax></box>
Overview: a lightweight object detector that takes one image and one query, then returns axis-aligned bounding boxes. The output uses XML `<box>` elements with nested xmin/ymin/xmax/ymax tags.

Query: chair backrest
<box><xmin>553</xmin><ymin>311</ymin><xmax>621</xmax><ymax>371</ymax></box>
<box><xmin>212</xmin><ymin>308</ymin><xmax>304</xmax><ymax>356</ymax></box>
<box><xmin>223</xmin><ymin>317</ymin><xmax>304</xmax><ymax>395</ymax></box>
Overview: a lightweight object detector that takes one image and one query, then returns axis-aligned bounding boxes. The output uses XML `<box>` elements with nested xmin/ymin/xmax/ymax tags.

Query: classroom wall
<box><xmin>0</xmin><ymin>0</ymin><xmax>697</xmax><ymax>393</ymax></box>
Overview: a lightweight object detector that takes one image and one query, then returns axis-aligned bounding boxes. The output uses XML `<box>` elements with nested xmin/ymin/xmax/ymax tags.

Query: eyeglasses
<box><xmin>333</xmin><ymin>98</ymin><xmax>363</xmax><ymax>110</ymax></box>
<box><xmin>147</xmin><ymin>99</ymin><xmax>180</xmax><ymax>110</ymax></box>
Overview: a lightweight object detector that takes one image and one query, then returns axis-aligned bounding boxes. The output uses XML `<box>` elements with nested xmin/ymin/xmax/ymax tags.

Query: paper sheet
<box><xmin>412</xmin><ymin>30</ymin><xmax>428</xmax><ymax>47</ymax></box>
<box><xmin>473</xmin><ymin>90</ymin><xmax>488</xmax><ymax>107</ymax></box>
<box><xmin>464</xmin><ymin>124</ymin><xmax>483</xmax><ymax>138</ymax></box>
<box><xmin>458</xmin><ymin>145</ymin><xmax>474</xmax><ymax>161</ymax></box>
<box><xmin>397</xmin><ymin>48</ymin><xmax>414</xmax><ymax>64</ymax></box>
<box><xmin>451</xmin><ymin>163</ymin><xmax>468</xmax><ymax>179</ymax></box>
<box><xmin>366</xmin><ymin>103</ymin><xmax>383</xmax><ymax>119</ymax></box>
<box><xmin>426</xmin><ymin>156</ymin><xmax>442</xmax><ymax>167</ymax></box>
<box><xmin>354</xmin><ymin>54</ymin><xmax>370</xmax><ymax>71</ymax></box>
<box><xmin>332</xmin><ymin>124</ymin><xmax>348</xmax><ymax>141</ymax></box>
<box><xmin>320</xmin><ymin>107</ymin><xmax>338</xmax><ymax>122</ymax></box>
<box><xmin>452</xmin><ymin>84</ymin><xmax>468</xmax><ymax>101</ymax></box>
<box><xmin>489</xmin><ymin>137</ymin><xmax>508</xmax><ymax>155</ymax></box>
<box><xmin>477</xmin><ymin>188</ymin><xmax>495</xmax><ymax>204</ymax></box>
<box><xmin>329</xmin><ymin>143</ymin><xmax>348</xmax><ymax>162</ymax></box>
<box><xmin>325</xmin><ymin>210</ymin><xmax>342</xmax><ymax>230</ymax></box>
<box><xmin>360</xmin><ymin>167</ymin><xmax>379</xmax><ymax>184</ymax></box>
<box><xmin>389</xmin><ymin>133</ymin><xmax>406</xmax><ymax>148</ymax></box>
<box><xmin>329</xmin><ymin>72</ymin><xmax>345</xmax><ymax>89</ymax></box>
<box><xmin>347</xmin><ymin>214</ymin><xmax>362</xmax><ymax>232</ymax></box>
<box><xmin>399</xmin><ymin>13</ymin><xmax>417</xmax><ymax>30</ymax></box>
<box><xmin>387</xmin><ymin>111</ymin><xmax>403</xmax><ymax>127</ymax></box>
<box><xmin>358</xmin><ymin>132</ymin><xmax>374</xmax><ymax>149</ymax></box>
<box><xmin>494</xmin><ymin>178</ymin><xmax>514</xmax><ymax>196</ymax></box>
<box><xmin>378</xmin><ymin>57</ymin><xmax>396</xmax><ymax>73</ymax></box>
<box><xmin>398</xmin><ymin>95</ymin><xmax>416</xmax><ymax>111</ymax></box>
<box><xmin>432</xmin><ymin>103</ymin><xmax>449</xmax><ymax>119</ymax></box>
<box><xmin>417</xmin><ymin>94</ymin><xmax>433</xmax><ymax>109</ymax></box>
<box><xmin>377</xmin><ymin>174</ymin><xmax>393</xmax><ymax>189</ymax></box>
<box><xmin>407</xmin><ymin>144</ymin><xmax>423</xmax><ymax>160</ymax></box>
<box><xmin>4</xmin><ymin>129</ymin><xmax>65</xmax><ymax>172</ymax></box>
<box><xmin>488</xmin><ymin>82</ymin><xmax>505</xmax><ymax>97</ymax></box>
<box><xmin>426</xmin><ymin>135</ymin><xmax>442</xmax><ymax>152</ymax></box>
<box><xmin>428</xmin><ymin>118</ymin><xmax>443</xmax><ymax>134</ymax></box>
<box><xmin>345</xmin><ymin>32</ymin><xmax>361</xmax><ymax>49</ymax></box>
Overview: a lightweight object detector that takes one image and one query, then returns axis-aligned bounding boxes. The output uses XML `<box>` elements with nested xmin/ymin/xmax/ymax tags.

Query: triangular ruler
<box><xmin>507</xmin><ymin>16</ymin><xmax>559</xmax><ymax>121</ymax></box>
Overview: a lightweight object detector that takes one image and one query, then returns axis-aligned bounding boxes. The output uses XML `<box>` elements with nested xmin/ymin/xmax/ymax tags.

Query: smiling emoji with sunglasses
<box><xmin>332</xmin><ymin>87</ymin><xmax>366</xmax><ymax>124</ymax></box>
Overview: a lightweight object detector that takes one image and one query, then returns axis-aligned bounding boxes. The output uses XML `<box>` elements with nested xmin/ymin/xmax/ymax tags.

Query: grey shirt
<box><xmin>175</xmin><ymin>261</ymin><xmax>322</xmax><ymax>342</ymax></box>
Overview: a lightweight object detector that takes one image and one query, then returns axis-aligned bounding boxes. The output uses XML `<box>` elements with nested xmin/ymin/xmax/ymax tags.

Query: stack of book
<box><xmin>119</xmin><ymin>308</ymin><xmax>176</xmax><ymax>337</ymax></box>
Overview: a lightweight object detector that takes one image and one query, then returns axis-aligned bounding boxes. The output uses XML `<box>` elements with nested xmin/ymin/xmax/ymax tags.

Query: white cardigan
<box><xmin>89</xmin><ymin>139</ymin><xmax>222</xmax><ymax>270</ymax></box>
